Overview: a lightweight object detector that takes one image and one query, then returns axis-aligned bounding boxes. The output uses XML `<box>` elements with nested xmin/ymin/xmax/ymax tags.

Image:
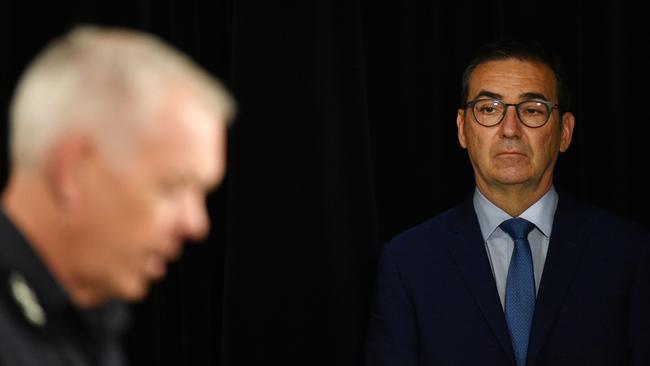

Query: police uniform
<box><xmin>0</xmin><ymin>211</ymin><xmax>130</xmax><ymax>366</ymax></box>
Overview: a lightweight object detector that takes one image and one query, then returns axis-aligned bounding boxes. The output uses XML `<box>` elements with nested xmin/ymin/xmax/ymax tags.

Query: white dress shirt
<box><xmin>473</xmin><ymin>187</ymin><xmax>558</xmax><ymax>308</ymax></box>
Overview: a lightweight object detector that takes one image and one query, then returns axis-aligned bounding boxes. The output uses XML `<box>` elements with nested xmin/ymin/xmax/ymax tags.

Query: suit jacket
<box><xmin>0</xmin><ymin>211</ymin><xmax>129</xmax><ymax>366</ymax></box>
<box><xmin>365</xmin><ymin>194</ymin><xmax>650</xmax><ymax>366</ymax></box>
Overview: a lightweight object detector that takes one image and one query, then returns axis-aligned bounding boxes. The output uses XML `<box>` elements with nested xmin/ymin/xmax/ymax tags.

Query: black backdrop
<box><xmin>2</xmin><ymin>1</ymin><xmax>649</xmax><ymax>365</ymax></box>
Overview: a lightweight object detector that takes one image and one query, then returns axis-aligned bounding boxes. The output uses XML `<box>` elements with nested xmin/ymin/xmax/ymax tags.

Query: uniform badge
<box><xmin>8</xmin><ymin>271</ymin><xmax>46</xmax><ymax>327</ymax></box>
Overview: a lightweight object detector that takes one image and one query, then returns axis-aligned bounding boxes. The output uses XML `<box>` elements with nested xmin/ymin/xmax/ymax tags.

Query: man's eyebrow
<box><xmin>473</xmin><ymin>90</ymin><xmax>502</xmax><ymax>100</ymax></box>
<box><xmin>471</xmin><ymin>90</ymin><xmax>552</xmax><ymax>102</ymax></box>
<box><xmin>520</xmin><ymin>92</ymin><xmax>551</xmax><ymax>101</ymax></box>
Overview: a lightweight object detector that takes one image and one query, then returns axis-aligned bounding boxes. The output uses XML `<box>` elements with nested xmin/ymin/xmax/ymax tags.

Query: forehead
<box><xmin>468</xmin><ymin>59</ymin><xmax>557</xmax><ymax>101</ymax></box>
<box><xmin>134</xmin><ymin>93</ymin><xmax>225</xmax><ymax>188</ymax></box>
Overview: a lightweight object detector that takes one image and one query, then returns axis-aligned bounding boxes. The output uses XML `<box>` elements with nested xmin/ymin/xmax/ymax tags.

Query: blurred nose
<box><xmin>178</xmin><ymin>192</ymin><xmax>210</xmax><ymax>242</ymax></box>
<box><xmin>500</xmin><ymin>105</ymin><xmax>523</xmax><ymax>138</ymax></box>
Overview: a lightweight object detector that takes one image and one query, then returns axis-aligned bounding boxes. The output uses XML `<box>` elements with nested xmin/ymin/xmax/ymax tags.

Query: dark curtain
<box><xmin>2</xmin><ymin>1</ymin><xmax>649</xmax><ymax>365</ymax></box>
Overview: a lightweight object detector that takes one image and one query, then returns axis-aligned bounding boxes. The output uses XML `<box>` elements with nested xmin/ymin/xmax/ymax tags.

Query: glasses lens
<box><xmin>473</xmin><ymin>99</ymin><xmax>504</xmax><ymax>126</ymax></box>
<box><xmin>517</xmin><ymin>101</ymin><xmax>550</xmax><ymax>127</ymax></box>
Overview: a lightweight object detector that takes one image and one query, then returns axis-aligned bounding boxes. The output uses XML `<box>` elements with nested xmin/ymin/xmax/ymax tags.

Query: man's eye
<box><xmin>520</xmin><ymin>104</ymin><xmax>546</xmax><ymax>116</ymax></box>
<box><xmin>478</xmin><ymin>104</ymin><xmax>500</xmax><ymax>114</ymax></box>
<box><xmin>523</xmin><ymin>107</ymin><xmax>544</xmax><ymax>115</ymax></box>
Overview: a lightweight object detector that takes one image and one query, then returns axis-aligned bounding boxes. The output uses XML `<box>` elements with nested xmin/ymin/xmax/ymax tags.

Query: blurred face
<box><xmin>70</xmin><ymin>92</ymin><xmax>226</xmax><ymax>303</ymax></box>
<box><xmin>456</xmin><ymin>59</ymin><xmax>574</xmax><ymax>194</ymax></box>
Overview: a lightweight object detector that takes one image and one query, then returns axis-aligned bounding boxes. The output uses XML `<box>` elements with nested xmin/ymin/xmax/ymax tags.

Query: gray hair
<box><xmin>9</xmin><ymin>25</ymin><xmax>236</xmax><ymax>169</ymax></box>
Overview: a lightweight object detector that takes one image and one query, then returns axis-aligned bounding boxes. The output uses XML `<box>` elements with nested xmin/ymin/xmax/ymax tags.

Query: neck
<box><xmin>476</xmin><ymin>179</ymin><xmax>552</xmax><ymax>217</ymax></box>
<box><xmin>2</xmin><ymin>171</ymin><xmax>106</xmax><ymax>308</ymax></box>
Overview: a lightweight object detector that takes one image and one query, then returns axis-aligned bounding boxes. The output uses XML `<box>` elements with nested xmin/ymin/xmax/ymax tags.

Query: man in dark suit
<box><xmin>365</xmin><ymin>40</ymin><xmax>650</xmax><ymax>365</ymax></box>
<box><xmin>0</xmin><ymin>25</ymin><xmax>235</xmax><ymax>365</ymax></box>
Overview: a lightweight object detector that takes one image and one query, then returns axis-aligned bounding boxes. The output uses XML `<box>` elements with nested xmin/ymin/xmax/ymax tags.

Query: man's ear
<box><xmin>559</xmin><ymin>111</ymin><xmax>575</xmax><ymax>153</ymax></box>
<box><xmin>457</xmin><ymin>109</ymin><xmax>468</xmax><ymax>149</ymax></box>
<box><xmin>44</xmin><ymin>135</ymin><xmax>96</xmax><ymax>207</ymax></box>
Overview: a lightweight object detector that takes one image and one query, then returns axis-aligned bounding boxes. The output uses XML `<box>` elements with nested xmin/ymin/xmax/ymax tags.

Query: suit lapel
<box><xmin>445</xmin><ymin>197</ymin><xmax>517</xmax><ymax>366</ymax></box>
<box><xmin>526</xmin><ymin>195</ymin><xmax>588</xmax><ymax>365</ymax></box>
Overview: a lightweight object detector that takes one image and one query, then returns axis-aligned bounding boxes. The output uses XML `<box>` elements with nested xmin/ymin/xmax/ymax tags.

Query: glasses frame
<box><xmin>462</xmin><ymin>98</ymin><xmax>561</xmax><ymax>128</ymax></box>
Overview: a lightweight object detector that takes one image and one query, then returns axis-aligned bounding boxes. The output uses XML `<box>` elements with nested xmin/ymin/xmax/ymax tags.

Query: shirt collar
<box><xmin>473</xmin><ymin>186</ymin><xmax>558</xmax><ymax>241</ymax></box>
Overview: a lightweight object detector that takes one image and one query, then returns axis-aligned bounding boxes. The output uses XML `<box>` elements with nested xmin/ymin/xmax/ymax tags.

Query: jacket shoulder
<box><xmin>571</xmin><ymin>201</ymin><xmax>649</xmax><ymax>239</ymax></box>
<box><xmin>384</xmin><ymin>204</ymin><xmax>467</xmax><ymax>257</ymax></box>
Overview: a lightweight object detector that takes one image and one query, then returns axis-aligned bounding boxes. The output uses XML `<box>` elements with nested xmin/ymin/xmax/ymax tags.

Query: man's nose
<box><xmin>178</xmin><ymin>193</ymin><xmax>210</xmax><ymax>242</ymax></box>
<box><xmin>500</xmin><ymin>105</ymin><xmax>523</xmax><ymax>137</ymax></box>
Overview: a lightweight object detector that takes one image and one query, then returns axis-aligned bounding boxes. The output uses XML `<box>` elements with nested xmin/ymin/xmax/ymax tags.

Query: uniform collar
<box><xmin>0</xmin><ymin>209</ymin><xmax>130</xmax><ymax>336</ymax></box>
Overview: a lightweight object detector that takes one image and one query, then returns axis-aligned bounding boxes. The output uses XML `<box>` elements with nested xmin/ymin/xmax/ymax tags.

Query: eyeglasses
<box><xmin>462</xmin><ymin>98</ymin><xmax>560</xmax><ymax>128</ymax></box>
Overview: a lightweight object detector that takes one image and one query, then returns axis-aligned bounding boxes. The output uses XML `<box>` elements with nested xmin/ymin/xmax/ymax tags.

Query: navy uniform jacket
<box><xmin>365</xmin><ymin>194</ymin><xmax>650</xmax><ymax>366</ymax></box>
<box><xmin>0</xmin><ymin>211</ymin><xmax>129</xmax><ymax>366</ymax></box>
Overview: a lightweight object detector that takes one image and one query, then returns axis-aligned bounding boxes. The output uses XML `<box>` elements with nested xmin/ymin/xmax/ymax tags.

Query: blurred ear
<box><xmin>559</xmin><ymin>111</ymin><xmax>575</xmax><ymax>153</ymax></box>
<box><xmin>456</xmin><ymin>109</ymin><xmax>468</xmax><ymax>149</ymax></box>
<box><xmin>44</xmin><ymin>135</ymin><xmax>96</xmax><ymax>207</ymax></box>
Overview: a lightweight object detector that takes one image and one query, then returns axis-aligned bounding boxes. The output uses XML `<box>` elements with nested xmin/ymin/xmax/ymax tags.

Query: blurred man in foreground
<box><xmin>0</xmin><ymin>25</ymin><xmax>235</xmax><ymax>365</ymax></box>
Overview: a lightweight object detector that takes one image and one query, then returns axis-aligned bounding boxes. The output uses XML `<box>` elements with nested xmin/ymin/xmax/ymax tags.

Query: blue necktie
<box><xmin>500</xmin><ymin>218</ymin><xmax>536</xmax><ymax>366</ymax></box>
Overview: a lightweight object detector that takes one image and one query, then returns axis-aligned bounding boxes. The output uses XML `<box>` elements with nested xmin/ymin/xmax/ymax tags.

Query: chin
<box><xmin>499</xmin><ymin>177</ymin><xmax>532</xmax><ymax>185</ymax></box>
<box><xmin>115</xmin><ymin>279</ymin><xmax>151</xmax><ymax>303</ymax></box>
<box><xmin>491</xmin><ymin>168</ymin><xmax>533</xmax><ymax>184</ymax></box>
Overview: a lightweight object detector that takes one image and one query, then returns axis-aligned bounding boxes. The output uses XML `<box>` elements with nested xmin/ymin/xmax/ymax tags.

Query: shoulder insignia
<box><xmin>9</xmin><ymin>271</ymin><xmax>46</xmax><ymax>327</ymax></box>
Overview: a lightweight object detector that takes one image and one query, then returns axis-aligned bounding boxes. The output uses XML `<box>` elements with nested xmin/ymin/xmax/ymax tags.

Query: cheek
<box><xmin>86</xmin><ymin>163</ymin><xmax>189</xmax><ymax>253</ymax></box>
<box><xmin>465</xmin><ymin>128</ymin><xmax>492</xmax><ymax>161</ymax></box>
<box><xmin>116</xmin><ymin>195</ymin><xmax>175</xmax><ymax>243</ymax></box>
<box><xmin>89</xmin><ymin>178</ymin><xmax>164</xmax><ymax>249</ymax></box>
<box><xmin>533</xmin><ymin>129</ymin><xmax>562</xmax><ymax>162</ymax></box>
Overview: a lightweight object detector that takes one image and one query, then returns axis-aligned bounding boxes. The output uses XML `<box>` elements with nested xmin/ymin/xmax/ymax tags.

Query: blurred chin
<box><xmin>114</xmin><ymin>277</ymin><xmax>151</xmax><ymax>303</ymax></box>
<box><xmin>145</xmin><ymin>256</ymin><xmax>168</xmax><ymax>280</ymax></box>
<box><xmin>114</xmin><ymin>259</ymin><xmax>171</xmax><ymax>302</ymax></box>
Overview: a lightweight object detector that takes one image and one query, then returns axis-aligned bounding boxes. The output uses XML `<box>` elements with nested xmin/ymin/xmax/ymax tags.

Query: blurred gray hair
<box><xmin>9</xmin><ymin>25</ymin><xmax>236</xmax><ymax>170</ymax></box>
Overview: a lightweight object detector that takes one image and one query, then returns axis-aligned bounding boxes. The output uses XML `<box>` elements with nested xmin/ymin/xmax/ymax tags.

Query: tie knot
<box><xmin>500</xmin><ymin>218</ymin><xmax>535</xmax><ymax>240</ymax></box>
